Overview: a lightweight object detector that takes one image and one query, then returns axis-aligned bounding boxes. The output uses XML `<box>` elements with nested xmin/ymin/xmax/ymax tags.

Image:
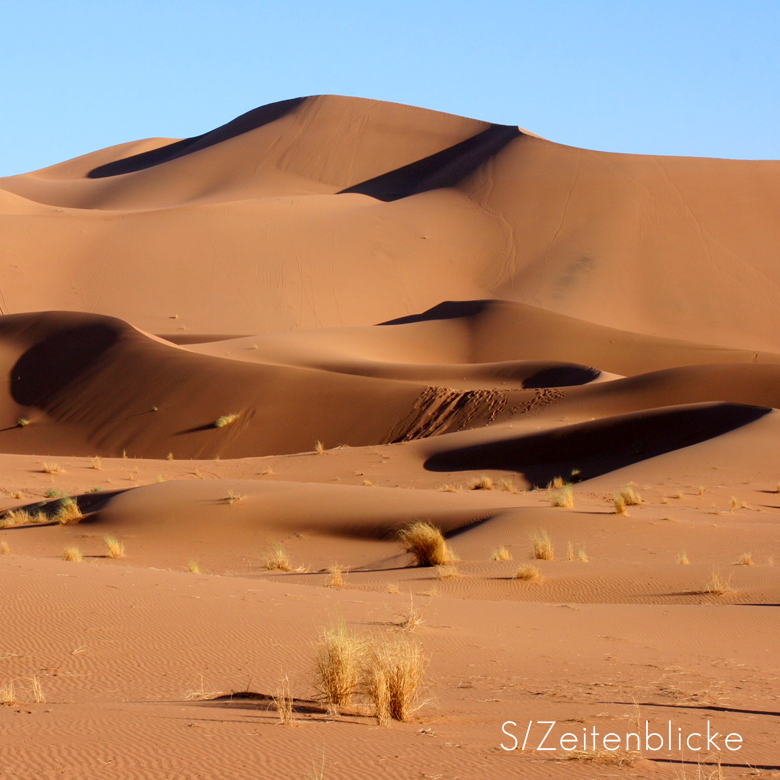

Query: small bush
<box><xmin>531</xmin><ymin>531</ymin><xmax>554</xmax><ymax>560</ymax></box>
<box><xmin>514</xmin><ymin>565</ymin><xmax>541</xmax><ymax>582</ymax></box>
<box><xmin>63</xmin><ymin>547</ymin><xmax>83</xmax><ymax>562</ymax></box>
<box><xmin>91</xmin><ymin>456</ymin><xmax>102</xmax><ymax>470</ymax></box>
<box><xmin>550</xmin><ymin>484</ymin><xmax>574</xmax><ymax>508</ymax></box>
<box><xmin>104</xmin><ymin>536</ymin><xmax>125</xmax><ymax>559</ymax></box>
<box><xmin>272</xmin><ymin>674</ymin><xmax>295</xmax><ymax>726</ymax></box>
<box><xmin>314</xmin><ymin>623</ymin><xmax>364</xmax><ymax>714</ymax></box>
<box><xmin>263</xmin><ymin>543</ymin><xmax>291</xmax><ymax>572</ymax></box>
<box><xmin>215</xmin><ymin>413</ymin><xmax>239</xmax><ymax>428</ymax></box>
<box><xmin>491</xmin><ymin>546</ymin><xmax>511</xmax><ymax>561</ymax></box>
<box><xmin>735</xmin><ymin>552</ymin><xmax>754</xmax><ymax>566</ymax></box>
<box><xmin>467</xmin><ymin>475</ymin><xmax>494</xmax><ymax>491</ymax></box>
<box><xmin>56</xmin><ymin>498</ymin><xmax>83</xmax><ymax>525</ymax></box>
<box><xmin>326</xmin><ymin>565</ymin><xmax>345</xmax><ymax>588</ymax></box>
<box><xmin>42</xmin><ymin>462</ymin><xmax>63</xmax><ymax>475</ymax></box>
<box><xmin>399</xmin><ymin>521</ymin><xmax>452</xmax><ymax>567</ymax></box>
<box><xmin>364</xmin><ymin>635</ymin><xmax>426</xmax><ymax>724</ymax></box>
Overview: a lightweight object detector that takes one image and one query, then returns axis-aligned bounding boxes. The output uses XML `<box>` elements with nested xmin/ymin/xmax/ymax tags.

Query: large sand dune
<box><xmin>1</xmin><ymin>96</ymin><xmax>779</xmax><ymax>778</ymax></box>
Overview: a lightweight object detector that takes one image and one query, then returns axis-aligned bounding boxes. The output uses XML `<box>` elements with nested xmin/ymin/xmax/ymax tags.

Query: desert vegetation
<box><xmin>531</xmin><ymin>530</ymin><xmax>554</xmax><ymax>560</ymax></box>
<box><xmin>399</xmin><ymin>521</ymin><xmax>453</xmax><ymax>566</ymax></box>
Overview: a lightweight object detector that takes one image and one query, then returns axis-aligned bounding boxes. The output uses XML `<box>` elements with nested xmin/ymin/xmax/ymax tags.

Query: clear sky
<box><xmin>2</xmin><ymin>0</ymin><xmax>779</xmax><ymax>176</ymax></box>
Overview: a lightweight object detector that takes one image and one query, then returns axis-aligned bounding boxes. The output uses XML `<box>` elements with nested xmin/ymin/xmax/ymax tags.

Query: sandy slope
<box><xmin>1</xmin><ymin>96</ymin><xmax>779</xmax><ymax>778</ymax></box>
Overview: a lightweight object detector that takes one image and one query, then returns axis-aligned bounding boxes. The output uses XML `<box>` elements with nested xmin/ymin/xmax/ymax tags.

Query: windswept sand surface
<box><xmin>1</xmin><ymin>96</ymin><xmax>779</xmax><ymax>779</ymax></box>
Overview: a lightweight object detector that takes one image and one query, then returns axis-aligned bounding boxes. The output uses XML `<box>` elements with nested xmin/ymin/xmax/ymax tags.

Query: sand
<box><xmin>0</xmin><ymin>95</ymin><xmax>778</xmax><ymax>779</ymax></box>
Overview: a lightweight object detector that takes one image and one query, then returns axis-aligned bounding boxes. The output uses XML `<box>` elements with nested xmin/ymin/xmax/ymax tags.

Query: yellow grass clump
<box><xmin>567</xmin><ymin>541</ymin><xmax>574</xmax><ymax>561</ymax></box>
<box><xmin>531</xmin><ymin>530</ymin><xmax>554</xmax><ymax>560</ymax></box>
<box><xmin>104</xmin><ymin>536</ymin><xmax>125</xmax><ymax>559</ymax></box>
<box><xmin>42</xmin><ymin>462</ymin><xmax>64</xmax><ymax>474</ymax></box>
<box><xmin>399</xmin><ymin>521</ymin><xmax>452</xmax><ymax>567</ymax></box>
<box><xmin>56</xmin><ymin>498</ymin><xmax>83</xmax><ymax>525</ymax></box>
<box><xmin>326</xmin><ymin>565</ymin><xmax>345</xmax><ymax>589</ymax></box>
<box><xmin>678</xmin><ymin>551</ymin><xmax>690</xmax><ymax>565</ymax></box>
<box><xmin>514</xmin><ymin>564</ymin><xmax>541</xmax><ymax>582</ymax></box>
<box><xmin>263</xmin><ymin>542</ymin><xmax>291</xmax><ymax>572</ymax></box>
<box><xmin>188</xmin><ymin>561</ymin><xmax>201</xmax><ymax>573</ymax></box>
<box><xmin>467</xmin><ymin>475</ymin><xmax>494</xmax><ymax>491</ymax></box>
<box><xmin>272</xmin><ymin>674</ymin><xmax>295</xmax><ymax>726</ymax></box>
<box><xmin>549</xmin><ymin>476</ymin><xmax>566</xmax><ymax>489</ymax></box>
<box><xmin>1</xmin><ymin>682</ymin><xmax>19</xmax><ymax>706</ymax></box>
<box><xmin>315</xmin><ymin>440</ymin><xmax>326</xmax><ymax>455</ymax></box>
<box><xmin>0</xmin><ymin>540</ymin><xmax>9</xmax><ymax>555</ymax></box>
<box><xmin>393</xmin><ymin>596</ymin><xmax>425</xmax><ymax>632</ymax></box>
<box><xmin>386</xmin><ymin>583</ymin><xmax>401</xmax><ymax>594</ymax></box>
<box><xmin>735</xmin><ymin>552</ymin><xmax>754</xmax><ymax>566</ymax></box>
<box><xmin>63</xmin><ymin>546</ymin><xmax>83</xmax><ymax>562</ymax></box>
<box><xmin>577</xmin><ymin>547</ymin><xmax>589</xmax><ymax>563</ymax></box>
<box><xmin>1</xmin><ymin>508</ymin><xmax>47</xmax><ymax>528</ymax></box>
<box><xmin>491</xmin><ymin>546</ymin><xmax>512</xmax><ymax>561</ymax></box>
<box><xmin>363</xmin><ymin>635</ymin><xmax>426</xmax><ymax>725</ymax></box>
<box><xmin>550</xmin><ymin>484</ymin><xmax>574</xmax><ymax>508</ymax></box>
<box><xmin>224</xmin><ymin>490</ymin><xmax>245</xmax><ymax>505</ymax></box>
<box><xmin>31</xmin><ymin>675</ymin><xmax>45</xmax><ymax>704</ymax></box>
<box><xmin>705</xmin><ymin>568</ymin><xmax>732</xmax><ymax>596</ymax></box>
<box><xmin>91</xmin><ymin>456</ymin><xmax>102</xmax><ymax>470</ymax></box>
<box><xmin>314</xmin><ymin>623</ymin><xmax>365</xmax><ymax>714</ymax></box>
<box><xmin>215</xmin><ymin>413</ymin><xmax>239</xmax><ymax>428</ymax></box>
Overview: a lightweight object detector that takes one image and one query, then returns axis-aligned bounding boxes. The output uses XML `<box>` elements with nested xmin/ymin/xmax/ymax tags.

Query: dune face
<box><xmin>2</xmin><ymin>97</ymin><xmax>780</xmax><ymax>779</ymax></box>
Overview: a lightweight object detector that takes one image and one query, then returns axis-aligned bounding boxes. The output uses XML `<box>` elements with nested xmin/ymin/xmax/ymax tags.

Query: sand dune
<box><xmin>1</xmin><ymin>96</ymin><xmax>779</xmax><ymax>778</ymax></box>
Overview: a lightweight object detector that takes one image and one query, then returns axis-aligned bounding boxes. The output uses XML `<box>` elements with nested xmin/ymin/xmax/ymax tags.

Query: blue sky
<box><xmin>2</xmin><ymin>1</ymin><xmax>779</xmax><ymax>176</ymax></box>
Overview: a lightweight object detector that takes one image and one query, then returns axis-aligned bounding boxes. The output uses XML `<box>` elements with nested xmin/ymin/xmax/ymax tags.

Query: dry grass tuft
<box><xmin>393</xmin><ymin>596</ymin><xmax>425</xmax><ymax>632</ymax></box>
<box><xmin>215</xmin><ymin>413</ymin><xmax>239</xmax><ymax>428</ymax></box>
<box><xmin>30</xmin><ymin>675</ymin><xmax>45</xmax><ymax>704</ymax></box>
<box><xmin>491</xmin><ymin>546</ymin><xmax>512</xmax><ymax>562</ymax></box>
<box><xmin>562</xmin><ymin>749</ymin><xmax>636</xmax><ymax>767</ymax></box>
<box><xmin>17</xmin><ymin>417</ymin><xmax>30</xmax><ymax>428</ymax></box>
<box><xmin>184</xmin><ymin>675</ymin><xmax>220</xmax><ymax>701</ymax></box>
<box><xmin>326</xmin><ymin>565</ymin><xmax>345</xmax><ymax>589</ymax></box>
<box><xmin>549</xmin><ymin>476</ymin><xmax>566</xmax><ymax>489</ymax></box>
<box><xmin>363</xmin><ymin>635</ymin><xmax>426</xmax><ymax>724</ymax></box>
<box><xmin>104</xmin><ymin>536</ymin><xmax>125</xmax><ymax>559</ymax></box>
<box><xmin>614</xmin><ymin>493</ymin><xmax>629</xmax><ymax>515</ymax></box>
<box><xmin>577</xmin><ymin>547</ymin><xmax>589</xmax><ymax>563</ymax></box>
<box><xmin>399</xmin><ymin>521</ymin><xmax>452</xmax><ymax>567</ymax></box>
<box><xmin>188</xmin><ymin>561</ymin><xmax>201</xmax><ymax>573</ymax></box>
<box><xmin>705</xmin><ymin>567</ymin><xmax>732</xmax><ymax>596</ymax></box>
<box><xmin>63</xmin><ymin>546</ymin><xmax>83</xmax><ymax>562</ymax></box>
<box><xmin>0</xmin><ymin>682</ymin><xmax>19</xmax><ymax>706</ymax></box>
<box><xmin>438</xmin><ymin>483</ymin><xmax>460</xmax><ymax>493</ymax></box>
<box><xmin>272</xmin><ymin>674</ymin><xmax>295</xmax><ymax>726</ymax></box>
<box><xmin>467</xmin><ymin>475</ymin><xmax>494</xmax><ymax>491</ymax></box>
<box><xmin>514</xmin><ymin>564</ymin><xmax>541</xmax><ymax>582</ymax></box>
<box><xmin>567</xmin><ymin>540</ymin><xmax>575</xmax><ymax>561</ymax></box>
<box><xmin>435</xmin><ymin>565</ymin><xmax>461</xmax><ymax>580</ymax></box>
<box><xmin>224</xmin><ymin>490</ymin><xmax>245</xmax><ymax>505</ymax></box>
<box><xmin>315</xmin><ymin>440</ymin><xmax>326</xmax><ymax>455</ymax></box>
<box><xmin>362</xmin><ymin>479</ymin><xmax>373</xmax><ymax>486</ymax></box>
<box><xmin>91</xmin><ymin>456</ymin><xmax>102</xmax><ymax>470</ymax></box>
<box><xmin>617</xmin><ymin>485</ymin><xmax>642</xmax><ymax>507</ymax></box>
<box><xmin>42</xmin><ymin>462</ymin><xmax>64</xmax><ymax>474</ymax></box>
<box><xmin>736</xmin><ymin>552</ymin><xmax>754</xmax><ymax>566</ymax></box>
<box><xmin>678</xmin><ymin>551</ymin><xmax>690</xmax><ymax>565</ymax></box>
<box><xmin>550</xmin><ymin>484</ymin><xmax>574</xmax><ymax>508</ymax></box>
<box><xmin>0</xmin><ymin>540</ymin><xmax>9</xmax><ymax>555</ymax></box>
<box><xmin>531</xmin><ymin>530</ymin><xmax>554</xmax><ymax>561</ymax></box>
<box><xmin>1</xmin><ymin>508</ymin><xmax>46</xmax><ymax>528</ymax></box>
<box><xmin>386</xmin><ymin>583</ymin><xmax>401</xmax><ymax>594</ymax></box>
<box><xmin>498</xmin><ymin>478</ymin><xmax>520</xmax><ymax>493</ymax></box>
<box><xmin>56</xmin><ymin>498</ymin><xmax>83</xmax><ymax>525</ymax></box>
<box><xmin>263</xmin><ymin>542</ymin><xmax>291</xmax><ymax>571</ymax></box>
<box><xmin>314</xmin><ymin>623</ymin><xmax>365</xmax><ymax>714</ymax></box>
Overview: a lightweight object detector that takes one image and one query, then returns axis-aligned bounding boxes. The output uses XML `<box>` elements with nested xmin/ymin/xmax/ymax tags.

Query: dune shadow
<box><xmin>424</xmin><ymin>403</ymin><xmax>770</xmax><ymax>487</ymax></box>
<box><xmin>340</xmin><ymin>126</ymin><xmax>520</xmax><ymax>202</ymax></box>
<box><xmin>10</xmin><ymin>322</ymin><xmax>120</xmax><ymax>409</ymax></box>
<box><xmin>378</xmin><ymin>299</ymin><xmax>494</xmax><ymax>326</ymax></box>
<box><xmin>88</xmin><ymin>98</ymin><xmax>305</xmax><ymax>178</ymax></box>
